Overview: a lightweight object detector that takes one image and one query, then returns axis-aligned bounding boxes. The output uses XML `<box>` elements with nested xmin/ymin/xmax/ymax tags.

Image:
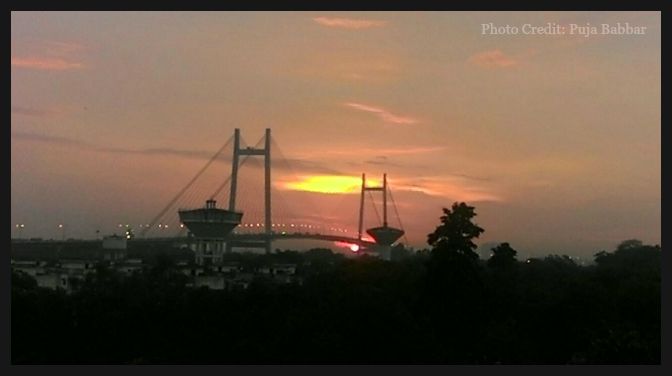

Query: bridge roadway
<box><xmin>141</xmin><ymin>232</ymin><xmax>378</xmax><ymax>249</ymax></box>
<box><xmin>226</xmin><ymin>232</ymin><xmax>377</xmax><ymax>248</ymax></box>
<box><xmin>12</xmin><ymin>232</ymin><xmax>378</xmax><ymax>249</ymax></box>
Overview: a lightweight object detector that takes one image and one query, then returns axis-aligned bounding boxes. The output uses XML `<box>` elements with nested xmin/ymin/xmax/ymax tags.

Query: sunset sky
<box><xmin>11</xmin><ymin>11</ymin><xmax>660</xmax><ymax>258</ymax></box>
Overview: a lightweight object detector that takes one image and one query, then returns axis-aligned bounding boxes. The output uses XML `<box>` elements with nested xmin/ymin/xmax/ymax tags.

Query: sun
<box><xmin>280</xmin><ymin>175</ymin><xmax>380</xmax><ymax>194</ymax></box>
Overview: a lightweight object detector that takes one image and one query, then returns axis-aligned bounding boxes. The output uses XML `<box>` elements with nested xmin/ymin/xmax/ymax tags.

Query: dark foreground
<box><xmin>12</xmin><ymin>242</ymin><xmax>660</xmax><ymax>364</ymax></box>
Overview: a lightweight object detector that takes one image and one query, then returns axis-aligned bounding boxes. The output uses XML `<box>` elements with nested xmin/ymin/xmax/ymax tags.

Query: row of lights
<box><xmin>14</xmin><ymin>223</ymin><xmax>67</xmax><ymax>240</ymax></box>
<box><xmin>14</xmin><ymin>222</ymin><xmax>352</xmax><ymax>237</ymax></box>
<box><xmin>13</xmin><ymin>222</ymin><xmax>189</xmax><ymax>240</ymax></box>
<box><xmin>15</xmin><ymin>223</ymin><xmax>65</xmax><ymax>229</ymax></box>
<box><xmin>117</xmin><ymin>223</ymin><xmax>185</xmax><ymax>229</ymax></box>
<box><xmin>15</xmin><ymin>223</ymin><xmax>67</xmax><ymax>229</ymax></box>
<box><xmin>237</xmin><ymin>223</ymin><xmax>350</xmax><ymax>233</ymax></box>
<box><xmin>14</xmin><ymin>224</ymin><xmax>70</xmax><ymax>227</ymax></box>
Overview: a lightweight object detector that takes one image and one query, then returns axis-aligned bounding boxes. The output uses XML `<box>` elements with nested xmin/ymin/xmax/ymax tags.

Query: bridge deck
<box><xmin>12</xmin><ymin>232</ymin><xmax>378</xmax><ymax>247</ymax></box>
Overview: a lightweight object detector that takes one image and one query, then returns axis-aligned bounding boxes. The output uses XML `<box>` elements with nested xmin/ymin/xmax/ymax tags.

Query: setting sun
<box><xmin>280</xmin><ymin>175</ymin><xmax>380</xmax><ymax>194</ymax></box>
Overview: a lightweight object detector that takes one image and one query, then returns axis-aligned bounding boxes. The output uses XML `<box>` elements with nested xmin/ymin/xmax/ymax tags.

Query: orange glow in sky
<box><xmin>281</xmin><ymin>175</ymin><xmax>380</xmax><ymax>194</ymax></box>
<box><xmin>10</xmin><ymin>12</ymin><xmax>661</xmax><ymax>255</ymax></box>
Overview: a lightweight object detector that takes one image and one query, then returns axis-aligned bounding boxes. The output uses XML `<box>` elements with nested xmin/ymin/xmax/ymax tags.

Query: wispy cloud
<box><xmin>332</xmin><ymin>146</ymin><xmax>445</xmax><ymax>156</ymax></box>
<box><xmin>42</xmin><ymin>40</ymin><xmax>85</xmax><ymax>56</ymax></box>
<box><xmin>12</xmin><ymin>39</ymin><xmax>86</xmax><ymax>71</ymax></box>
<box><xmin>11</xmin><ymin>132</ymin><xmax>89</xmax><ymax>148</ymax></box>
<box><xmin>10</xmin><ymin>131</ymin><xmax>341</xmax><ymax>175</ymax></box>
<box><xmin>392</xmin><ymin>176</ymin><xmax>503</xmax><ymax>202</ymax></box>
<box><xmin>313</xmin><ymin>17</ymin><xmax>386</xmax><ymax>29</ymax></box>
<box><xmin>11</xmin><ymin>105</ymin><xmax>63</xmax><ymax>117</ymax></box>
<box><xmin>344</xmin><ymin>102</ymin><xmax>419</xmax><ymax>125</ymax></box>
<box><xmin>12</xmin><ymin>57</ymin><xmax>84</xmax><ymax>70</ymax></box>
<box><xmin>468</xmin><ymin>49</ymin><xmax>518</xmax><ymax>68</ymax></box>
<box><xmin>362</xmin><ymin>146</ymin><xmax>443</xmax><ymax>155</ymax></box>
<box><xmin>286</xmin><ymin>53</ymin><xmax>403</xmax><ymax>85</ymax></box>
<box><xmin>275</xmin><ymin>157</ymin><xmax>346</xmax><ymax>175</ymax></box>
<box><xmin>293</xmin><ymin>146</ymin><xmax>445</xmax><ymax>163</ymax></box>
<box><xmin>107</xmin><ymin>147</ymin><xmax>213</xmax><ymax>160</ymax></box>
<box><xmin>363</xmin><ymin>155</ymin><xmax>401</xmax><ymax>167</ymax></box>
<box><xmin>11</xmin><ymin>131</ymin><xmax>214</xmax><ymax>160</ymax></box>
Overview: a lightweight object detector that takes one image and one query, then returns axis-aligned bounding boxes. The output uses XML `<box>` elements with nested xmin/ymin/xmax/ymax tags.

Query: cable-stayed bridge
<box><xmin>139</xmin><ymin>128</ymin><xmax>406</xmax><ymax>261</ymax></box>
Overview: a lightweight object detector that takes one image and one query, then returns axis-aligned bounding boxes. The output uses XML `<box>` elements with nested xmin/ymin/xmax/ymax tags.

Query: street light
<box><xmin>58</xmin><ymin>224</ymin><xmax>65</xmax><ymax>241</ymax></box>
<box><xmin>15</xmin><ymin>223</ymin><xmax>25</xmax><ymax>239</ymax></box>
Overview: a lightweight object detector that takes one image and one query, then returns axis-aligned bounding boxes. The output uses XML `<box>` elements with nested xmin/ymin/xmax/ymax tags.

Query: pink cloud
<box><xmin>43</xmin><ymin>41</ymin><xmax>85</xmax><ymax>56</ymax></box>
<box><xmin>11</xmin><ymin>105</ymin><xmax>63</xmax><ymax>117</ymax></box>
<box><xmin>360</xmin><ymin>146</ymin><xmax>444</xmax><ymax>155</ymax></box>
<box><xmin>392</xmin><ymin>176</ymin><xmax>503</xmax><ymax>203</ymax></box>
<box><xmin>12</xmin><ymin>57</ymin><xmax>84</xmax><ymax>70</ymax></box>
<box><xmin>468</xmin><ymin>49</ymin><xmax>518</xmax><ymax>68</ymax></box>
<box><xmin>290</xmin><ymin>145</ymin><xmax>446</xmax><ymax>166</ymax></box>
<box><xmin>313</xmin><ymin>17</ymin><xmax>386</xmax><ymax>29</ymax></box>
<box><xmin>320</xmin><ymin>146</ymin><xmax>445</xmax><ymax>156</ymax></box>
<box><xmin>344</xmin><ymin>102</ymin><xmax>419</xmax><ymax>125</ymax></box>
<box><xmin>12</xmin><ymin>39</ymin><xmax>86</xmax><ymax>71</ymax></box>
<box><xmin>286</xmin><ymin>52</ymin><xmax>403</xmax><ymax>85</ymax></box>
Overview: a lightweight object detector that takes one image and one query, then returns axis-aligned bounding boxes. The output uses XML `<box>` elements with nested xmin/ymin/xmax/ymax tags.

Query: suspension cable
<box><xmin>387</xmin><ymin>186</ymin><xmax>409</xmax><ymax>244</ymax></box>
<box><xmin>368</xmin><ymin>190</ymin><xmax>382</xmax><ymax>226</ymax></box>
<box><xmin>208</xmin><ymin>135</ymin><xmax>264</xmax><ymax>200</ymax></box>
<box><xmin>140</xmin><ymin>135</ymin><xmax>233</xmax><ymax>237</ymax></box>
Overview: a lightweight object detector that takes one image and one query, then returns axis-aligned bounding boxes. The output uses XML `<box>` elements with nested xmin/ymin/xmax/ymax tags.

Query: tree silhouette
<box><xmin>427</xmin><ymin>202</ymin><xmax>484</xmax><ymax>261</ymax></box>
<box><xmin>487</xmin><ymin>242</ymin><xmax>518</xmax><ymax>268</ymax></box>
<box><xmin>423</xmin><ymin>203</ymin><xmax>487</xmax><ymax>362</ymax></box>
<box><xmin>616</xmin><ymin>239</ymin><xmax>644</xmax><ymax>251</ymax></box>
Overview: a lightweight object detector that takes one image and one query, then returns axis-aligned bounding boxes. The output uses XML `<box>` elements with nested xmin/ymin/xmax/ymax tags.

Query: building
<box><xmin>114</xmin><ymin>258</ymin><xmax>143</xmax><ymax>275</ymax></box>
<box><xmin>102</xmin><ymin>235</ymin><xmax>127</xmax><ymax>261</ymax></box>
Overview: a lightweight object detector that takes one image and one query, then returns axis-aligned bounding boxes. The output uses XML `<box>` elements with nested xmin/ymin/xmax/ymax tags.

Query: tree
<box><xmin>595</xmin><ymin>239</ymin><xmax>660</xmax><ymax>270</ymax></box>
<box><xmin>423</xmin><ymin>203</ymin><xmax>487</xmax><ymax>361</ymax></box>
<box><xmin>427</xmin><ymin>202</ymin><xmax>484</xmax><ymax>261</ymax></box>
<box><xmin>11</xmin><ymin>270</ymin><xmax>38</xmax><ymax>291</ymax></box>
<box><xmin>487</xmin><ymin>242</ymin><xmax>518</xmax><ymax>268</ymax></box>
<box><xmin>616</xmin><ymin>239</ymin><xmax>643</xmax><ymax>251</ymax></box>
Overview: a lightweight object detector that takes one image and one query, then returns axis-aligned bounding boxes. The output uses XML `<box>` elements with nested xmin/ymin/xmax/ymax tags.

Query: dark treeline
<box><xmin>11</xmin><ymin>203</ymin><xmax>660</xmax><ymax>364</ymax></box>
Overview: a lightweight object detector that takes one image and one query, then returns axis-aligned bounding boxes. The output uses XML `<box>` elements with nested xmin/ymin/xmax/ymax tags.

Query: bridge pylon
<box><xmin>358</xmin><ymin>173</ymin><xmax>405</xmax><ymax>260</ymax></box>
<box><xmin>226</xmin><ymin>128</ymin><xmax>272</xmax><ymax>254</ymax></box>
<box><xmin>178</xmin><ymin>128</ymin><xmax>273</xmax><ymax>265</ymax></box>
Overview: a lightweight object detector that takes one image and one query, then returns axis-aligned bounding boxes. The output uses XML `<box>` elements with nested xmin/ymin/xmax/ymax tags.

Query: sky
<box><xmin>11</xmin><ymin>11</ymin><xmax>661</xmax><ymax>258</ymax></box>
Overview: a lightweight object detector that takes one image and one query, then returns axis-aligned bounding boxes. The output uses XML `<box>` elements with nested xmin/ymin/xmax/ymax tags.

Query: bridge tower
<box><xmin>358</xmin><ymin>173</ymin><xmax>404</xmax><ymax>260</ymax></box>
<box><xmin>226</xmin><ymin>128</ymin><xmax>273</xmax><ymax>254</ymax></box>
<box><xmin>179</xmin><ymin>128</ymin><xmax>273</xmax><ymax>265</ymax></box>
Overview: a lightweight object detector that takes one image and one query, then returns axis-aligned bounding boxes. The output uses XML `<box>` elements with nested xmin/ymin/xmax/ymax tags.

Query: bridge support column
<box><xmin>383</xmin><ymin>173</ymin><xmax>388</xmax><ymax>227</ymax></box>
<box><xmin>227</xmin><ymin>128</ymin><xmax>274</xmax><ymax>254</ymax></box>
<box><xmin>378</xmin><ymin>245</ymin><xmax>392</xmax><ymax>261</ymax></box>
<box><xmin>229</xmin><ymin>129</ymin><xmax>240</xmax><ymax>211</ymax></box>
<box><xmin>358</xmin><ymin>173</ymin><xmax>365</xmax><ymax>241</ymax></box>
<box><xmin>193</xmin><ymin>239</ymin><xmax>226</xmax><ymax>265</ymax></box>
<box><xmin>264</xmin><ymin>128</ymin><xmax>272</xmax><ymax>254</ymax></box>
